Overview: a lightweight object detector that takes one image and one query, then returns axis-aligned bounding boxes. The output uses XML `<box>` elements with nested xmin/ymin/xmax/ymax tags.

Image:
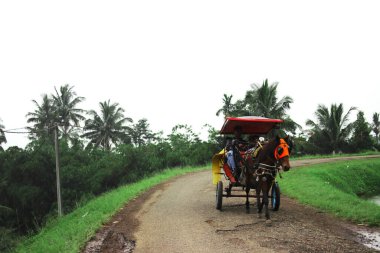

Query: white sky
<box><xmin>1</xmin><ymin>0</ymin><xmax>379</xmax><ymax>148</ymax></box>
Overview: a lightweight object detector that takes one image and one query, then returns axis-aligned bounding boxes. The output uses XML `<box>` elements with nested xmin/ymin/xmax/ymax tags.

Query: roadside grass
<box><xmin>292</xmin><ymin>151</ymin><xmax>380</xmax><ymax>160</ymax></box>
<box><xmin>279</xmin><ymin>158</ymin><xmax>380</xmax><ymax>226</ymax></box>
<box><xmin>14</xmin><ymin>166</ymin><xmax>208</xmax><ymax>253</ymax></box>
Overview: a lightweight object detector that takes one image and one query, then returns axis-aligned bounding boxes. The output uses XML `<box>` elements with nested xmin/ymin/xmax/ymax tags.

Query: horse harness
<box><xmin>254</xmin><ymin>162</ymin><xmax>281</xmax><ymax>181</ymax></box>
<box><xmin>253</xmin><ymin>138</ymin><xmax>291</xmax><ymax>181</ymax></box>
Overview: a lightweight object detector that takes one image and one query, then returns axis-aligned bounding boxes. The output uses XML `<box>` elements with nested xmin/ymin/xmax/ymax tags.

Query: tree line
<box><xmin>0</xmin><ymin>80</ymin><xmax>379</xmax><ymax>251</ymax></box>
<box><xmin>215</xmin><ymin>79</ymin><xmax>380</xmax><ymax>154</ymax></box>
<box><xmin>0</xmin><ymin>84</ymin><xmax>222</xmax><ymax>251</ymax></box>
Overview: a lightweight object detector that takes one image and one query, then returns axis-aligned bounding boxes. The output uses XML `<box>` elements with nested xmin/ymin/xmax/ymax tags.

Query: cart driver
<box><xmin>225</xmin><ymin>125</ymin><xmax>248</xmax><ymax>179</ymax></box>
<box><xmin>247</xmin><ymin>135</ymin><xmax>260</xmax><ymax>150</ymax></box>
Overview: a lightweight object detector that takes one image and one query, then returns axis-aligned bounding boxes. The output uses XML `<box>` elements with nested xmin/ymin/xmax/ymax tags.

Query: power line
<box><xmin>3</xmin><ymin>130</ymin><xmax>30</xmax><ymax>134</ymax></box>
<box><xmin>3</xmin><ymin>124</ymin><xmax>62</xmax><ymax>134</ymax></box>
<box><xmin>2</xmin><ymin>127</ymin><xmax>28</xmax><ymax>131</ymax></box>
<box><xmin>2</xmin><ymin>127</ymin><xmax>30</xmax><ymax>134</ymax></box>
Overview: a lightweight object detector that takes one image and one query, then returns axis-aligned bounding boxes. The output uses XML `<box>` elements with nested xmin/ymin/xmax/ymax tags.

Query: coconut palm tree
<box><xmin>231</xmin><ymin>99</ymin><xmax>250</xmax><ymax>117</ymax></box>
<box><xmin>216</xmin><ymin>94</ymin><xmax>234</xmax><ymax>117</ymax></box>
<box><xmin>0</xmin><ymin>119</ymin><xmax>6</xmax><ymax>150</ymax></box>
<box><xmin>245</xmin><ymin>79</ymin><xmax>293</xmax><ymax>118</ymax></box>
<box><xmin>82</xmin><ymin>100</ymin><xmax>133</xmax><ymax>150</ymax></box>
<box><xmin>306</xmin><ymin>103</ymin><xmax>356</xmax><ymax>154</ymax></box>
<box><xmin>26</xmin><ymin>94</ymin><xmax>56</xmax><ymax>139</ymax></box>
<box><xmin>373</xmin><ymin>113</ymin><xmax>380</xmax><ymax>144</ymax></box>
<box><xmin>52</xmin><ymin>84</ymin><xmax>85</xmax><ymax>138</ymax></box>
<box><xmin>244</xmin><ymin>79</ymin><xmax>299</xmax><ymax>134</ymax></box>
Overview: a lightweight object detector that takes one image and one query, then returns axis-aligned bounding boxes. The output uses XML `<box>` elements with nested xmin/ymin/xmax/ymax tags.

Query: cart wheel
<box><xmin>271</xmin><ymin>182</ymin><xmax>280</xmax><ymax>211</ymax></box>
<box><xmin>216</xmin><ymin>181</ymin><xmax>223</xmax><ymax>210</ymax></box>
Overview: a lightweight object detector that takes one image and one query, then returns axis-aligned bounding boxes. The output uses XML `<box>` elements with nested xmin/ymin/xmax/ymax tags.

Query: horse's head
<box><xmin>274</xmin><ymin>136</ymin><xmax>292</xmax><ymax>171</ymax></box>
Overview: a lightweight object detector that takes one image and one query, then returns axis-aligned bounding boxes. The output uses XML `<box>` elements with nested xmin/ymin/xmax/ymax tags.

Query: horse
<box><xmin>240</xmin><ymin>135</ymin><xmax>292</xmax><ymax>222</ymax></box>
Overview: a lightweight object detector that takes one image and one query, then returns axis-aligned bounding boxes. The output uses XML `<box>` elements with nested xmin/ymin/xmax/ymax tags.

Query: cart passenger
<box><xmin>225</xmin><ymin>126</ymin><xmax>247</xmax><ymax>178</ymax></box>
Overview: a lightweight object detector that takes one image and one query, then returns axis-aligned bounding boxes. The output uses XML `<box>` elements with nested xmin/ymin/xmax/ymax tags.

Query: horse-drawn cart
<box><xmin>212</xmin><ymin>116</ymin><xmax>291</xmax><ymax>220</ymax></box>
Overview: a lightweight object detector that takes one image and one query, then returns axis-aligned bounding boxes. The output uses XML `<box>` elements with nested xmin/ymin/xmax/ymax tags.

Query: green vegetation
<box><xmin>279</xmin><ymin>158</ymin><xmax>380</xmax><ymax>226</ymax></box>
<box><xmin>0</xmin><ymin>119</ymin><xmax>6</xmax><ymax>151</ymax></box>
<box><xmin>1</xmin><ymin>80</ymin><xmax>380</xmax><ymax>251</ymax></box>
<box><xmin>373</xmin><ymin>113</ymin><xmax>380</xmax><ymax>144</ymax></box>
<box><xmin>0</xmin><ymin>132</ymin><xmax>219</xmax><ymax>252</ymax></box>
<box><xmin>15</xmin><ymin>165</ymin><xmax>207</xmax><ymax>253</ymax></box>
<box><xmin>292</xmin><ymin>151</ymin><xmax>380</xmax><ymax>160</ymax></box>
<box><xmin>1</xmin><ymin>82</ymin><xmax>225</xmax><ymax>252</ymax></box>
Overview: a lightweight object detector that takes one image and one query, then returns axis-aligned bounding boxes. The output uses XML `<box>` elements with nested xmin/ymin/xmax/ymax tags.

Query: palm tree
<box><xmin>306</xmin><ymin>103</ymin><xmax>356</xmax><ymax>154</ymax></box>
<box><xmin>231</xmin><ymin>99</ymin><xmax>250</xmax><ymax>117</ymax></box>
<box><xmin>26</xmin><ymin>94</ymin><xmax>56</xmax><ymax>139</ymax></box>
<box><xmin>82</xmin><ymin>100</ymin><xmax>133</xmax><ymax>150</ymax></box>
<box><xmin>52</xmin><ymin>84</ymin><xmax>85</xmax><ymax>138</ymax></box>
<box><xmin>0</xmin><ymin>119</ymin><xmax>6</xmax><ymax>150</ymax></box>
<box><xmin>245</xmin><ymin>79</ymin><xmax>293</xmax><ymax>118</ymax></box>
<box><xmin>244</xmin><ymin>79</ymin><xmax>299</xmax><ymax>134</ymax></box>
<box><xmin>373</xmin><ymin>113</ymin><xmax>380</xmax><ymax>144</ymax></box>
<box><xmin>280</xmin><ymin>115</ymin><xmax>301</xmax><ymax>135</ymax></box>
<box><xmin>216</xmin><ymin>94</ymin><xmax>234</xmax><ymax>117</ymax></box>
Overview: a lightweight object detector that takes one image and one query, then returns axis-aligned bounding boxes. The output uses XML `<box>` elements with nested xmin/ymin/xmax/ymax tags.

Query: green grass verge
<box><xmin>14</xmin><ymin>166</ymin><xmax>207</xmax><ymax>253</ymax></box>
<box><xmin>279</xmin><ymin>158</ymin><xmax>380</xmax><ymax>226</ymax></box>
<box><xmin>292</xmin><ymin>151</ymin><xmax>380</xmax><ymax>160</ymax></box>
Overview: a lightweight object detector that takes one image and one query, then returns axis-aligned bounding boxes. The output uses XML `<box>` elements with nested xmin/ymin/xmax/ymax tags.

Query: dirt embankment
<box><xmin>83</xmin><ymin>155</ymin><xmax>380</xmax><ymax>253</ymax></box>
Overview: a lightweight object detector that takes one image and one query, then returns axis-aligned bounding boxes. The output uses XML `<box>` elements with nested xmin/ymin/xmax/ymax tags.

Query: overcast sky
<box><xmin>1</xmin><ymin>0</ymin><xmax>379</xmax><ymax>148</ymax></box>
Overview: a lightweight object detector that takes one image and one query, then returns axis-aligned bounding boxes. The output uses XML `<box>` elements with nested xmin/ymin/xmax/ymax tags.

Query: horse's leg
<box><xmin>256</xmin><ymin>182</ymin><xmax>263</xmax><ymax>218</ymax></box>
<box><xmin>262</xmin><ymin>178</ymin><xmax>271</xmax><ymax>223</ymax></box>
<box><xmin>245</xmin><ymin>186</ymin><xmax>250</xmax><ymax>211</ymax></box>
<box><xmin>245</xmin><ymin>172</ymin><xmax>251</xmax><ymax>210</ymax></box>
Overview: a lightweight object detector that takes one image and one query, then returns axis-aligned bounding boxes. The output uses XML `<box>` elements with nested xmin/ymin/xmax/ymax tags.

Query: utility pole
<box><xmin>54</xmin><ymin>125</ymin><xmax>63</xmax><ymax>217</ymax></box>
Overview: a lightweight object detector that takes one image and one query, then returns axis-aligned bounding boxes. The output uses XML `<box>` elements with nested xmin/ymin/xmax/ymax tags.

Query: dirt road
<box><xmin>83</xmin><ymin>155</ymin><xmax>380</xmax><ymax>253</ymax></box>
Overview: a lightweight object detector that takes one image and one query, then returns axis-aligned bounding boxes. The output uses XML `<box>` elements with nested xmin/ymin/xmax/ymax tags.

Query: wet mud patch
<box><xmin>355</xmin><ymin>229</ymin><xmax>380</xmax><ymax>251</ymax></box>
<box><xmin>81</xmin><ymin>183</ymin><xmax>169</xmax><ymax>253</ymax></box>
<box><xmin>100</xmin><ymin>231</ymin><xmax>135</xmax><ymax>253</ymax></box>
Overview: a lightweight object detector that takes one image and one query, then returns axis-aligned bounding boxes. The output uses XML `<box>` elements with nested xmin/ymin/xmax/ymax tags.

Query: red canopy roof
<box><xmin>219</xmin><ymin>116</ymin><xmax>283</xmax><ymax>135</ymax></box>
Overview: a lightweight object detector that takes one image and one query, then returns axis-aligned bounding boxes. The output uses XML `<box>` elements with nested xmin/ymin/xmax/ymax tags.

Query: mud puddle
<box><xmin>356</xmin><ymin>230</ymin><xmax>380</xmax><ymax>251</ymax></box>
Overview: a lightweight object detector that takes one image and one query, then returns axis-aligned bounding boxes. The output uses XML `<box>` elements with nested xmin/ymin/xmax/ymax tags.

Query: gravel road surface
<box><xmin>83</xmin><ymin>155</ymin><xmax>380</xmax><ymax>253</ymax></box>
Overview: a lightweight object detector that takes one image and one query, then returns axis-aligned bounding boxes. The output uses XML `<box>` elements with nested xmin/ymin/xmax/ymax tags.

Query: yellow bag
<box><xmin>211</xmin><ymin>149</ymin><xmax>225</xmax><ymax>185</ymax></box>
